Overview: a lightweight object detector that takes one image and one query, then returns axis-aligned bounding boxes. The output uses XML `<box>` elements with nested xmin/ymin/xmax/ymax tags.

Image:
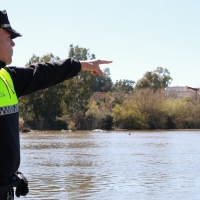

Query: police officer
<box><xmin>0</xmin><ymin>10</ymin><xmax>112</xmax><ymax>199</ymax></box>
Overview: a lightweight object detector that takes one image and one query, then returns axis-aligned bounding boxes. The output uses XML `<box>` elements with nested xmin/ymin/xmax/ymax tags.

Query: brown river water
<box><xmin>18</xmin><ymin>130</ymin><xmax>200</xmax><ymax>200</ymax></box>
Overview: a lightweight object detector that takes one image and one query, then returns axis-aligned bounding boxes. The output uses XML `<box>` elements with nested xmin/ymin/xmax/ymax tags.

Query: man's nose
<box><xmin>11</xmin><ymin>39</ymin><xmax>15</xmax><ymax>47</ymax></box>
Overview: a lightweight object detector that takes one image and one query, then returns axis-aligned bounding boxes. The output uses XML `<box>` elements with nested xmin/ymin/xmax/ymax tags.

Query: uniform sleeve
<box><xmin>6</xmin><ymin>58</ymin><xmax>81</xmax><ymax>98</ymax></box>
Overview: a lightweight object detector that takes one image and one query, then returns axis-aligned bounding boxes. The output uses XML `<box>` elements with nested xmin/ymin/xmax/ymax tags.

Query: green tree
<box><xmin>112</xmin><ymin>79</ymin><xmax>135</xmax><ymax>105</ymax></box>
<box><xmin>163</xmin><ymin>96</ymin><xmax>200</xmax><ymax>129</ymax></box>
<box><xmin>19</xmin><ymin>45</ymin><xmax>113</xmax><ymax>130</ymax></box>
<box><xmin>62</xmin><ymin>44</ymin><xmax>113</xmax><ymax>130</ymax></box>
<box><xmin>91</xmin><ymin>68</ymin><xmax>113</xmax><ymax>92</ymax></box>
<box><xmin>63</xmin><ymin>45</ymin><xmax>96</xmax><ymax>115</ymax></box>
<box><xmin>19</xmin><ymin>53</ymin><xmax>64</xmax><ymax>129</ymax></box>
<box><xmin>113</xmin><ymin>79</ymin><xmax>135</xmax><ymax>93</ymax></box>
<box><xmin>85</xmin><ymin>92</ymin><xmax>113</xmax><ymax>129</ymax></box>
<box><xmin>112</xmin><ymin>99</ymin><xmax>148</xmax><ymax>129</ymax></box>
<box><xmin>135</xmin><ymin>67</ymin><xmax>172</xmax><ymax>91</ymax></box>
<box><xmin>64</xmin><ymin>44</ymin><xmax>113</xmax><ymax>115</ymax></box>
<box><xmin>132</xmin><ymin>88</ymin><xmax>167</xmax><ymax>129</ymax></box>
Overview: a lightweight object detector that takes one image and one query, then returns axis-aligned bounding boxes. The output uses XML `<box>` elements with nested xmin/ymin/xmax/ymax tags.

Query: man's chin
<box><xmin>6</xmin><ymin>59</ymin><xmax>12</xmax><ymax>65</ymax></box>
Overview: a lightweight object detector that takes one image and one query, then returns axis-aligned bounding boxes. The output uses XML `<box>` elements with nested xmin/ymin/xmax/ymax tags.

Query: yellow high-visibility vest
<box><xmin>0</xmin><ymin>68</ymin><xmax>18</xmax><ymax>116</ymax></box>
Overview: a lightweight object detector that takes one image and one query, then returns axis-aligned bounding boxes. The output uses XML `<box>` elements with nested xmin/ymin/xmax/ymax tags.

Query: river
<box><xmin>19</xmin><ymin>130</ymin><xmax>200</xmax><ymax>200</ymax></box>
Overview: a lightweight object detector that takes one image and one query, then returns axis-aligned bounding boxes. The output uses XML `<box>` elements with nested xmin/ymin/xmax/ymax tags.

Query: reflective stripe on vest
<box><xmin>0</xmin><ymin>68</ymin><xmax>18</xmax><ymax>116</ymax></box>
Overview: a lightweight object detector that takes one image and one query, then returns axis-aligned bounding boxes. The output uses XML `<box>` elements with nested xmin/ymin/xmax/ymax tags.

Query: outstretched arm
<box><xmin>80</xmin><ymin>59</ymin><xmax>113</xmax><ymax>75</ymax></box>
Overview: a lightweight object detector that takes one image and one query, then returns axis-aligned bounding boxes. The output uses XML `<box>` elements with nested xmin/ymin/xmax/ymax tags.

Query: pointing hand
<box><xmin>80</xmin><ymin>59</ymin><xmax>113</xmax><ymax>75</ymax></box>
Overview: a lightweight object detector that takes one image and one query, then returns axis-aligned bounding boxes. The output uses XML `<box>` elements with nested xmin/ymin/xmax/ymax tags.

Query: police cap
<box><xmin>0</xmin><ymin>10</ymin><xmax>22</xmax><ymax>39</ymax></box>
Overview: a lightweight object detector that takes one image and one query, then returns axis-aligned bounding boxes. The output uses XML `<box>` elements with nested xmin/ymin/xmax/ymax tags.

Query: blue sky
<box><xmin>3</xmin><ymin>0</ymin><xmax>200</xmax><ymax>87</ymax></box>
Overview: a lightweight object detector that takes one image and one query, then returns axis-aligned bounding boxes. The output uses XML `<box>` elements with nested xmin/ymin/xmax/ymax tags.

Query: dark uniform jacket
<box><xmin>0</xmin><ymin>58</ymin><xmax>81</xmax><ymax>178</ymax></box>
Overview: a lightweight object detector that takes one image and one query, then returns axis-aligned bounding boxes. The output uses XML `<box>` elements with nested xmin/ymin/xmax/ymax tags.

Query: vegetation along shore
<box><xmin>19</xmin><ymin>45</ymin><xmax>200</xmax><ymax>131</ymax></box>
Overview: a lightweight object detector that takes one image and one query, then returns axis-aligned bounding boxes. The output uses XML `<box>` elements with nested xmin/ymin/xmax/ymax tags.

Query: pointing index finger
<box><xmin>98</xmin><ymin>60</ymin><xmax>113</xmax><ymax>64</ymax></box>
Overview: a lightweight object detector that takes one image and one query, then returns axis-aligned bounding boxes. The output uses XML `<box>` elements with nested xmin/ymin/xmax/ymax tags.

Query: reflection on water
<box><xmin>19</xmin><ymin>130</ymin><xmax>200</xmax><ymax>200</ymax></box>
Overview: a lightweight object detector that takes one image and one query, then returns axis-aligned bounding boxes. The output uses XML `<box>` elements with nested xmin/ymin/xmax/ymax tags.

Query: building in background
<box><xmin>165</xmin><ymin>86</ymin><xmax>200</xmax><ymax>98</ymax></box>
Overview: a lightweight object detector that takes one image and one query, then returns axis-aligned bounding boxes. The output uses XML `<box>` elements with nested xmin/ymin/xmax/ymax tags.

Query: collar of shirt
<box><xmin>0</xmin><ymin>61</ymin><xmax>6</xmax><ymax>69</ymax></box>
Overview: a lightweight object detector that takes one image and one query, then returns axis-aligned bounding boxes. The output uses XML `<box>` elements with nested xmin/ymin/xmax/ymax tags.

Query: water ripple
<box><xmin>19</xmin><ymin>131</ymin><xmax>200</xmax><ymax>200</ymax></box>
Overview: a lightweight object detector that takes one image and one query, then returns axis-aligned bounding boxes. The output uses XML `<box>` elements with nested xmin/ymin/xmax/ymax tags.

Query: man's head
<box><xmin>0</xmin><ymin>10</ymin><xmax>22</xmax><ymax>65</ymax></box>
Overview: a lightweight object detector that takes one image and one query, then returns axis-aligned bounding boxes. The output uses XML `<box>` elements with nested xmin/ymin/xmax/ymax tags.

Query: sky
<box><xmin>3</xmin><ymin>0</ymin><xmax>200</xmax><ymax>87</ymax></box>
